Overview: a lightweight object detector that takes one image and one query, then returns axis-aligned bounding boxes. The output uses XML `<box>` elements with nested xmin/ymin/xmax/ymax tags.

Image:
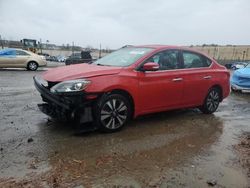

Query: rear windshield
<box><xmin>93</xmin><ymin>47</ymin><xmax>154</xmax><ymax>67</ymax></box>
<box><xmin>0</xmin><ymin>49</ymin><xmax>16</xmax><ymax>56</ymax></box>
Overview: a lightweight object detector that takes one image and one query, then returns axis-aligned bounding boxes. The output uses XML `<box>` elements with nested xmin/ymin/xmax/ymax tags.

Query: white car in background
<box><xmin>0</xmin><ymin>48</ymin><xmax>47</xmax><ymax>71</ymax></box>
<box><xmin>231</xmin><ymin>62</ymin><xmax>248</xmax><ymax>70</ymax></box>
<box><xmin>56</xmin><ymin>55</ymin><xmax>66</xmax><ymax>62</ymax></box>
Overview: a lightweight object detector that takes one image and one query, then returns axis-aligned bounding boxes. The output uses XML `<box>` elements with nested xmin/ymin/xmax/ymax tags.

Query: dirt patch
<box><xmin>0</xmin><ymin>159</ymin><xmax>88</xmax><ymax>188</ymax></box>
<box><xmin>234</xmin><ymin>132</ymin><xmax>250</xmax><ymax>180</ymax></box>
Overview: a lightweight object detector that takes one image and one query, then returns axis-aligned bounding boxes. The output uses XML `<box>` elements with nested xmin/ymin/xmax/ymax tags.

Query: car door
<box><xmin>15</xmin><ymin>50</ymin><xmax>30</xmax><ymax>66</ymax></box>
<box><xmin>180</xmin><ymin>50</ymin><xmax>213</xmax><ymax>107</ymax></box>
<box><xmin>137</xmin><ymin>49</ymin><xmax>184</xmax><ymax>113</ymax></box>
<box><xmin>0</xmin><ymin>49</ymin><xmax>18</xmax><ymax>68</ymax></box>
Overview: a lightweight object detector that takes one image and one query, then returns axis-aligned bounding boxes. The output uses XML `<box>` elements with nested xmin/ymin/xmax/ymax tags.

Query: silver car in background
<box><xmin>0</xmin><ymin>48</ymin><xmax>47</xmax><ymax>70</ymax></box>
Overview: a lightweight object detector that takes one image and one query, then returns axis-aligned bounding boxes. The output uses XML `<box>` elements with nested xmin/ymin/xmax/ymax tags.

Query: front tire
<box><xmin>94</xmin><ymin>94</ymin><xmax>131</xmax><ymax>133</ymax></box>
<box><xmin>199</xmin><ymin>87</ymin><xmax>221</xmax><ymax>114</ymax></box>
<box><xmin>27</xmin><ymin>61</ymin><xmax>38</xmax><ymax>71</ymax></box>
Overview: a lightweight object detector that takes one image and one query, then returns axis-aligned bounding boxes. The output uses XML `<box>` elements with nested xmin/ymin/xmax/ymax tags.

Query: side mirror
<box><xmin>142</xmin><ymin>62</ymin><xmax>159</xmax><ymax>71</ymax></box>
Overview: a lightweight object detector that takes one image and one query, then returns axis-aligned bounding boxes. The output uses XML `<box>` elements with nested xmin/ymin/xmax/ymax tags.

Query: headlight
<box><xmin>50</xmin><ymin>79</ymin><xmax>91</xmax><ymax>93</ymax></box>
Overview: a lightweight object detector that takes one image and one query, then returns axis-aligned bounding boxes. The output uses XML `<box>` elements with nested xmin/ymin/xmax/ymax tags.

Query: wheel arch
<box><xmin>209</xmin><ymin>84</ymin><xmax>223</xmax><ymax>102</ymax></box>
<box><xmin>105</xmin><ymin>89</ymin><xmax>135</xmax><ymax>119</ymax></box>
<box><xmin>26</xmin><ymin>60</ymin><xmax>38</xmax><ymax>68</ymax></box>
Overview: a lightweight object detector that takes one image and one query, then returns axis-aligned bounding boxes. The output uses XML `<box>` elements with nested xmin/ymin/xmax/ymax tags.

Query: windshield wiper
<box><xmin>96</xmin><ymin>63</ymin><xmax>105</xmax><ymax>66</ymax></box>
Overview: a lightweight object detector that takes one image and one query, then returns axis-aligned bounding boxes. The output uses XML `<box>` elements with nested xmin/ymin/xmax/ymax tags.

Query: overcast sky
<box><xmin>0</xmin><ymin>0</ymin><xmax>249</xmax><ymax>49</ymax></box>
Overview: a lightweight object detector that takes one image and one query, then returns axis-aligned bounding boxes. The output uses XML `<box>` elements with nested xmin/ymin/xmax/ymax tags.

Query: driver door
<box><xmin>137</xmin><ymin>50</ymin><xmax>184</xmax><ymax>114</ymax></box>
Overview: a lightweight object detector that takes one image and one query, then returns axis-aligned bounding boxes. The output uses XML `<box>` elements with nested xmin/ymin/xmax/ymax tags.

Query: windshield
<box><xmin>93</xmin><ymin>47</ymin><xmax>154</xmax><ymax>67</ymax></box>
<box><xmin>245</xmin><ymin>63</ymin><xmax>250</xmax><ymax>68</ymax></box>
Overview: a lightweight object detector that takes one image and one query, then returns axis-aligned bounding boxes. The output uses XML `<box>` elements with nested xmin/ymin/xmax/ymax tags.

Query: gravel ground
<box><xmin>0</xmin><ymin>68</ymin><xmax>250</xmax><ymax>187</ymax></box>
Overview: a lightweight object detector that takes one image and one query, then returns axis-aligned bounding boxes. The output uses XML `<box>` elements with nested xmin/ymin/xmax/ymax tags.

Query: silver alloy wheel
<box><xmin>206</xmin><ymin>90</ymin><xmax>220</xmax><ymax>112</ymax></box>
<box><xmin>29</xmin><ymin>62</ymin><xmax>38</xmax><ymax>70</ymax></box>
<box><xmin>100</xmin><ymin>99</ymin><xmax>128</xmax><ymax>129</ymax></box>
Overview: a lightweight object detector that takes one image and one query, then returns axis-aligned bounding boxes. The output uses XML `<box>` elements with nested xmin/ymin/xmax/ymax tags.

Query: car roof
<box><xmin>134</xmin><ymin>45</ymin><xmax>211</xmax><ymax>58</ymax></box>
<box><xmin>135</xmin><ymin>45</ymin><xmax>180</xmax><ymax>49</ymax></box>
<box><xmin>0</xmin><ymin>48</ymin><xmax>16</xmax><ymax>52</ymax></box>
<box><xmin>0</xmin><ymin>48</ymin><xmax>30</xmax><ymax>52</ymax></box>
<box><xmin>134</xmin><ymin>44</ymin><xmax>203</xmax><ymax>52</ymax></box>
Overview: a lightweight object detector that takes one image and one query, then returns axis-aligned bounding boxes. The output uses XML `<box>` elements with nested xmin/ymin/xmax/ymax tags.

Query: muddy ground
<box><xmin>0</xmin><ymin>68</ymin><xmax>250</xmax><ymax>188</ymax></box>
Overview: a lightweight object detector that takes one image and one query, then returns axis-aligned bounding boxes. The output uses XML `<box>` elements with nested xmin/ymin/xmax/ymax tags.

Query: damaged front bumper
<box><xmin>33</xmin><ymin>76</ymin><xmax>98</xmax><ymax>122</ymax></box>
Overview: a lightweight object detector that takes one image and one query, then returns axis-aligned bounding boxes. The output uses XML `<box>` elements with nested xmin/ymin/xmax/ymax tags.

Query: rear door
<box><xmin>180</xmin><ymin>50</ymin><xmax>213</xmax><ymax>107</ymax></box>
<box><xmin>0</xmin><ymin>49</ymin><xmax>17</xmax><ymax>67</ymax></box>
<box><xmin>15</xmin><ymin>50</ymin><xmax>30</xmax><ymax>66</ymax></box>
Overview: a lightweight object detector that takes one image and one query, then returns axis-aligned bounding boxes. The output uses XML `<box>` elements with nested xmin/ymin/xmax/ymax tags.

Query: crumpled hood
<box><xmin>42</xmin><ymin>63</ymin><xmax>122</xmax><ymax>82</ymax></box>
<box><xmin>234</xmin><ymin>68</ymin><xmax>250</xmax><ymax>78</ymax></box>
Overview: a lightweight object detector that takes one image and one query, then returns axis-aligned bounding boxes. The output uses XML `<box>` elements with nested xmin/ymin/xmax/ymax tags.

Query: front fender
<box><xmin>85</xmin><ymin>74</ymin><xmax>140</xmax><ymax>117</ymax></box>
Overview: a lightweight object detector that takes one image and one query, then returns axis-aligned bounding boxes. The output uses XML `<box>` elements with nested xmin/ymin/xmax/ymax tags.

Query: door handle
<box><xmin>203</xmin><ymin>76</ymin><xmax>212</xmax><ymax>80</ymax></box>
<box><xmin>172</xmin><ymin>78</ymin><xmax>183</xmax><ymax>82</ymax></box>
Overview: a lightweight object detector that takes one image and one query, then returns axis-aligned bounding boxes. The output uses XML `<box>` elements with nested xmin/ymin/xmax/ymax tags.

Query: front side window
<box><xmin>93</xmin><ymin>47</ymin><xmax>154</xmax><ymax>67</ymax></box>
<box><xmin>144</xmin><ymin>50</ymin><xmax>180</xmax><ymax>70</ymax></box>
<box><xmin>183</xmin><ymin>51</ymin><xmax>211</xmax><ymax>68</ymax></box>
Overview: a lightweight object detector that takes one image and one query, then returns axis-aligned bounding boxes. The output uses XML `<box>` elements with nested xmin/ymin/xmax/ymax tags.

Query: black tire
<box><xmin>94</xmin><ymin>93</ymin><xmax>131</xmax><ymax>133</ymax></box>
<box><xmin>199</xmin><ymin>87</ymin><xmax>221</xmax><ymax>114</ymax></box>
<box><xmin>27</xmin><ymin>61</ymin><xmax>38</xmax><ymax>71</ymax></box>
<box><xmin>231</xmin><ymin>86</ymin><xmax>241</xmax><ymax>93</ymax></box>
<box><xmin>65</xmin><ymin>60</ymin><xmax>70</xmax><ymax>65</ymax></box>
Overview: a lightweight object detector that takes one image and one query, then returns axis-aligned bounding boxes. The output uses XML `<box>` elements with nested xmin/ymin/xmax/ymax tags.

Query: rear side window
<box><xmin>0</xmin><ymin>49</ymin><xmax>16</xmax><ymax>56</ymax></box>
<box><xmin>16</xmin><ymin>50</ymin><xmax>29</xmax><ymax>56</ymax></box>
<box><xmin>183</xmin><ymin>51</ymin><xmax>212</xmax><ymax>68</ymax></box>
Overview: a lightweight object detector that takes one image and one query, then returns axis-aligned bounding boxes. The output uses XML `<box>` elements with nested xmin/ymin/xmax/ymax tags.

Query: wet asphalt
<box><xmin>0</xmin><ymin>68</ymin><xmax>250</xmax><ymax>187</ymax></box>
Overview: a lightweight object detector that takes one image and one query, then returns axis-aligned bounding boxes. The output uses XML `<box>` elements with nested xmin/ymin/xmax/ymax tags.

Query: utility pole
<box><xmin>0</xmin><ymin>35</ymin><xmax>3</xmax><ymax>49</ymax></box>
<box><xmin>243</xmin><ymin>51</ymin><xmax>246</xmax><ymax>61</ymax></box>
<box><xmin>99</xmin><ymin>43</ymin><xmax>102</xmax><ymax>58</ymax></box>
<box><xmin>39</xmin><ymin>38</ymin><xmax>42</xmax><ymax>53</ymax></box>
<box><xmin>246</xmin><ymin>48</ymin><xmax>249</xmax><ymax>61</ymax></box>
<box><xmin>217</xmin><ymin>46</ymin><xmax>220</xmax><ymax>60</ymax></box>
<box><xmin>232</xmin><ymin>46</ymin><xmax>235</xmax><ymax>60</ymax></box>
<box><xmin>72</xmin><ymin>41</ymin><xmax>74</xmax><ymax>54</ymax></box>
<box><xmin>46</xmin><ymin>40</ymin><xmax>49</xmax><ymax>49</ymax></box>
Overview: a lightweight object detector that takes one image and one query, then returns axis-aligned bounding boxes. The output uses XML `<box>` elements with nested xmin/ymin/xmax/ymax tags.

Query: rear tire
<box><xmin>94</xmin><ymin>93</ymin><xmax>131</xmax><ymax>133</ymax></box>
<box><xmin>27</xmin><ymin>61</ymin><xmax>38</xmax><ymax>71</ymax></box>
<box><xmin>199</xmin><ymin>87</ymin><xmax>221</xmax><ymax>114</ymax></box>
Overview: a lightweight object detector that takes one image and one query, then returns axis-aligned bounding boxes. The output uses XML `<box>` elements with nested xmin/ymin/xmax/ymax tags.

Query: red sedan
<box><xmin>34</xmin><ymin>45</ymin><xmax>230</xmax><ymax>132</ymax></box>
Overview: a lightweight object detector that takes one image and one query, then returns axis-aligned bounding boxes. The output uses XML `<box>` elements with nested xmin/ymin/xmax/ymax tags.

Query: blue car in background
<box><xmin>231</xmin><ymin>63</ymin><xmax>250</xmax><ymax>92</ymax></box>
